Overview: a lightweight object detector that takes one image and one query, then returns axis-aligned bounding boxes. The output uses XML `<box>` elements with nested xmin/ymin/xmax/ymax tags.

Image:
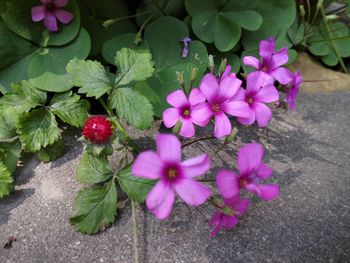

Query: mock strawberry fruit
<box><xmin>82</xmin><ymin>116</ymin><xmax>113</xmax><ymax>143</ymax></box>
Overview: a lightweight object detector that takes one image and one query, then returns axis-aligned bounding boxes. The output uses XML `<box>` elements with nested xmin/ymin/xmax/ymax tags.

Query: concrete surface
<box><xmin>1</xmin><ymin>66</ymin><xmax>350</xmax><ymax>262</ymax></box>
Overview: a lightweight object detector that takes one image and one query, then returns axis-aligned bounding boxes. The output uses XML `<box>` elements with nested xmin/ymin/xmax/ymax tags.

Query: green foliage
<box><xmin>0</xmin><ymin>140</ymin><xmax>21</xmax><ymax>173</ymax></box>
<box><xmin>0</xmin><ymin>108</ymin><xmax>19</xmax><ymax>139</ymax></box>
<box><xmin>109</xmin><ymin>88</ymin><xmax>154</xmax><ymax>130</ymax></box>
<box><xmin>76</xmin><ymin>152</ymin><xmax>112</xmax><ymax>184</ymax></box>
<box><xmin>69</xmin><ymin>179</ymin><xmax>117</xmax><ymax>234</ymax></box>
<box><xmin>0</xmin><ymin>162</ymin><xmax>13</xmax><ymax>198</ymax></box>
<box><xmin>66</xmin><ymin>58</ymin><xmax>112</xmax><ymax>98</ymax></box>
<box><xmin>50</xmin><ymin>91</ymin><xmax>90</xmax><ymax>127</ymax></box>
<box><xmin>17</xmin><ymin>109</ymin><xmax>61</xmax><ymax>152</ymax></box>
<box><xmin>117</xmin><ymin>165</ymin><xmax>155</xmax><ymax>202</ymax></box>
<box><xmin>29</xmin><ymin>73</ymin><xmax>73</xmax><ymax>93</ymax></box>
<box><xmin>37</xmin><ymin>140</ymin><xmax>65</xmax><ymax>163</ymax></box>
<box><xmin>114</xmin><ymin>48</ymin><xmax>155</xmax><ymax>86</ymax></box>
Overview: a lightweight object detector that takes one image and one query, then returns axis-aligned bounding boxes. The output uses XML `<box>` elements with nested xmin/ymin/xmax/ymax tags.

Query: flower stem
<box><xmin>103</xmin><ymin>9</ymin><xmax>156</xmax><ymax>28</ymax></box>
<box><xmin>181</xmin><ymin>136</ymin><xmax>215</xmax><ymax>148</ymax></box>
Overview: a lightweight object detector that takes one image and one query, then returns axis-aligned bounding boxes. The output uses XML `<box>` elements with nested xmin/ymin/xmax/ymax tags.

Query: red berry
<box><xmin>82</xmin><ymin>116</ymin><xmax>113</xmax><ymax>143</ymax></box>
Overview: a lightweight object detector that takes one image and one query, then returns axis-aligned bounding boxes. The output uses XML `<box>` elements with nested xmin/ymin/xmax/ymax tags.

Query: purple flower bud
<box><xmin>180</xmin><ymin>37</ymin><xmax>192</xmax><ymax>58</ymax></box>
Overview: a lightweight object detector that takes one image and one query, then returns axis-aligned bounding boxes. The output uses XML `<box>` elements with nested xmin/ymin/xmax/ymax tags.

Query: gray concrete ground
<box><xmin>1</xmin><ymin>60</ymin><xmax>350</xmax><ymax>262</ymax></box>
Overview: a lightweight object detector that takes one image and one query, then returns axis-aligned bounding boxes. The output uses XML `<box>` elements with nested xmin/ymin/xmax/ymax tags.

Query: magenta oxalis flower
<box><xmin>243</xmin><ymin>37</ymin><xmax>292</xmax><ymax>85</ymax></box>
<box><xmin>196</xmin><ymin>71</ymin><xmax>250</xmax><ymax>138</ymax></box>
<box><xmin>233</xmin><ymin>72</ymin><xmax>279</xmax><ymax>127</ymax></box>
<box><xmin>131</xmin><ymin>134</ymin><xmax>212</xmax><ymax>219</ymax></box>
<box><xmin>285</xmin><ymin>71</ymin><xmax>302</xmax><ymax>111</ymax></box>
<box><xmin>163</xmin><ymin>89</ymin><xmax>207</xmax><ymax>138</ymax></box>
<box><xmin>31</xmin><ymin>0</ymin><xmax>73</xmax><ymax>32</ymax></box>
<box><xmin>209</xmin><ymin>195</ymin><xmax>250</xmax><ymax>237</ymax></box>
<box><xmin>216</xmin><ymin>143</ymin><xmax>279</xmax><ymax>201</ymax></box>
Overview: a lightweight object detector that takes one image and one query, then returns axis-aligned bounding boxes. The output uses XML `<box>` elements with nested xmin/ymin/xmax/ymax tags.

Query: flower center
<box><xmin>247</xmin><ymin>97</ymin><xmax>254</xmax><ymax>105</ymax></box>
<box><xmin>166</xmin><ymin>168</ymin><xmax>178</xmax><ymax>179</ymax></box>
<box><xmin>46</xmin><ymin>2</ymin><xmax>56</xmax><ymax>11</ymax></box>
<box><xmin>261</xmin><ymin>65</ymin><xmax>269</xmax><ymax>72</ymax></box>
<box><xmin>211</xmin><ymin>103</ymin><xmax>220</xmax><ymax>113</ymax></box>
<box><xmin>239</xmin><ymin>178</ymin><xmax>248</xmax><ymax>188</ymax></box>
<box><xmin>182</xmin><ymin>108</ymin><xmax>191</xmax><ymax>118</ymax></box>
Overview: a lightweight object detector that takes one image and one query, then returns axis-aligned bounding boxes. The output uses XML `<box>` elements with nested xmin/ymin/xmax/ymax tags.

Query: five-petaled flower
<box><xmin>216</xmin><ymin>143</ymin><xmax>279</xmax><ymax>201</ymax></box>
<box><xmin>31</xmin><ymin>0</ymin><xmax>73</xmax><ymax>32</ymax></box>
<box><xmin>163</xmin><ymin>88</ymin><xmax>208</xmax><ymax>138</ymax></box>
<box><xmin>209</xmin><ymin>195</ymin><xmax>250</xmax><ymax>237</ymax></box>
<box><xmin>195</xmin><ymin>71</ymin><xmax>250</xmax><ymax>138</ymax></box>
<box><xmin>285</xmin><ymin>71</ymin><xmax>302</xmax><ymax>111</ymax></box>
<box><xmin>131</xmin><ymin>134</ymin><xmax>212</xmax><ymax>219</ymax></box>
<box><xmin>243</xmin><ymin>37</ymin><xmax>292</xmax><ymax>85</ymax></box>
<box><xmin>232</xmin><ymin>72</ymin><xmax>279</xmax><ymax>127</ymax></box>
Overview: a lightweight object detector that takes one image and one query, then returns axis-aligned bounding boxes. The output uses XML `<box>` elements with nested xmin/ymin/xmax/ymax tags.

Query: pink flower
<box><xmin>233</xmin><ymin>72</ymin><xmax>279</xmax><ymax>127</ymax></box>
<box><xmin>285</xmin><ymin>71</ymin><xmax>302</xmax><ymax>111</ymax></box>
<box><xmin>209</xmin><ymin>195</ymin><xmax>250</xmax><ymax>237</ymax></box>
<box><xmin>216</xmin><ymin>143</ymin><xmax>279</xmax><ymax>201</ymax></box>
<box><xmin>131</xmin><ymin>134</ymin><xmax>212</xmax><ymax>219</ymax></box>
<box><xmin>243</xmin><ymin>37</ymin><xmax>293</xmax><ymax>85</ymax></box>
<box><xmin>162</xmin><ymin>89</ymin><xmax>207</xmax><ymax>138</ymax></box>
<box><xmin>31</xmin><ymin>0</ymin><xmax>73</xmax><ymax>32</ymax></box>
<box><xmin>195</xmin><ymin>72</ymin><xmax>250</xmax><ymax>138</ymax></box>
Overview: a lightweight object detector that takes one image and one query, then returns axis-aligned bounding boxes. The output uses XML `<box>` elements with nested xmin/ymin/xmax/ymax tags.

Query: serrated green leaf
<box><xmin>66</xmin><ymin>58</ymin><xmax>112</xmax><ymax>98</ymax></box>
<box><xmin>0</xmin><ymin>139</ymin><xmax>21</xmax><ymax>173</ymax></box>
<box><xmin>85</xmin><ymin>144</ymin><xmax>113</xmax><ymax>157</ymax></box>
<box><xmin>0</xmin><ymin>81</ymin><xmax>46</xmax><ymax>114</ymax></box>
<box><xmin>117</xmin><ymin>165</ymin><xmax>155</xmax><ymax>202</ymax></box>
<box><xmin>114</xmin><ymin>48</ymin><xmax>155</xmax><ymax>86</ymax></box>
<box><xmin>76</xmin><ymin>152</ymin><xmax>111</xmax><ymax>184</ymax></box>
<box><xmin>17</xmin><ymin>109</ymin><xmax>60</xmax><ymax>152</ymax></box>
<box><xmin>69</xmin><ymin>179</ymin><xmax>117</xmax><ymax>234</ymax></box>
<box><xmin>0</xmin><ymin>108</ymin><xmax>19</xmax><ymax>139</ymax></box>
<box><xmin>0</xmin><ymin>161</ymin><xmax>13</xmax><ymax>198</ymax></box>
<box><xmin>109</xmin><ymin>88</ymin><xmax>153</xmax><ymax>129</ymax></box>
<box><xmin>50</xmin><ymin>91</ymin><xmax>90</xmax><ymax>127</ymax></box>
<box><xmin>37</xmin><ymin>140</ymin><xmax>65</xmax><ymax>163</ymax></box>
<box><xmin>29</xmin><ymin>72</ymin><xmax>74</xmax><ymax>93</ymax></box>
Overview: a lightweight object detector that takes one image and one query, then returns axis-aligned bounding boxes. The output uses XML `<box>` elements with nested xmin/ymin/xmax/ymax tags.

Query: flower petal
<box><xmin>31</xmin><ymin>6</ymin><xmax>45</xmax><ymax>21</ymax></box>
<box><xmin>162</xmin><ymin>108</ymin><xmax>180</xmax><ymax>128</ymax></box>
<box><xmin>232</xmin><ymin>198</ymin><xmax>250</xmax><ymax>215</ymax></box>
<box><xmin>156</xmin><ymin>133</ymin><xmax>181</xmax><ymax>163</ymax></box>
<box><xmin>237</xmin><ymin>110</ymin><xmax>255</xmax><ymax>126</ymax></box>
<box><xmin>218</xmin><ymin>74</ymin><xmax>242</xmax><ymax>100</ymax></box>
<box><xmin>209</xmin><ymin>212</ymin><xmax>223</xmax><ymax>237</ymax></box>
<box><xmin>271</xmin><ymin>47</ymin><xmax>288</xmax><ymax>68</ymax></box>
<box><xmin>44</xmin><ymin>13</ymin><xmax>58</xmax><ymax>32</ymax></box>
<box><xmin>221</xmin><ymin>214</ymin><xmax>238</xmax><ymax>228</ymax></box>
<box><xmin>269</xmin><ymin>67</ymin><xmax>293</xmax><ymax>85</ymax></box>
<box><xmin>246</xmin><ymin>72</ymin><xmax>265</xmax><ymax>94</ymax></box>
<box><xmin>237</xmin><ymin>143</ymin><xmax>263</xmax><ymax>175</ymax></box>
<box><xmin>220</xmin><ymin>65</ymin><xmax>232</xmax><ymax>80</ymax></box>
<box><xmin>222</xmin><ymin>101</ymin><xmax>250</xmax><ymax>118</ymax></box>
<box><xmin>175</xmin><ymin>179</ymin><xmax>211</xmax><ymax>206</ymax></box>
<box><xmin>40</xmin><ymin>0</ymin><xmax>51</xmax><ymax>4</ymax></box>
<box><xmin>214</xmin><ymin>112</ymin><xmax>232</xmax><ymax>138</ymax></box>
<box><xmin>54</xmin><ymin>9</ymin><xmax>73</xmax><ymax>24</ymax></box>
<box><xmin>191</xmin><ymin>102</ymin><xmax>212</xmax><ymax>127</ymax></box>
<box><xmin>256</xmin><ymin>162</ymin><xmax>273</xmax><ymax>179</ymax></box>
<box><xmin>131</xmin><ymin>151</ymin><xmax>163</xmax><ymax>179</ymax></box>
<box><xmin>231</xmin><ymin>87</ymin><xmax>246</xmax><ymax>101</ymax></box>
<box><xmin>166</xmin><ymin>89</ymin><xmax>188</xmax><ymax>108</ymax></box>
<box><xmin>53</xmin><ymin>0</ymin><xmax>69</xmax><ymax>8</ymax></box>
<box><xmin>181</xmin><ymin>154</ymin><xmax>211</xmax><ymax>178</ymax></box>
<box><xmin>243</xmin><ymin>56</ymin><xmax>260</xmax><ymax>69</ymax></box>
<box><xmin>258</xmin><ymin>184</ymin><xmax>280</xmax><ymax>201</ymax></box>
<box><xmin>216</xmin><ymin>169</ymin><xmax>239</xmax><ymax>199</ymax></box>
<box><xmin>255</xmin><ymin>84</ymin><xmax>279</xmax><ymax>103</ymax></box>
<box><xmin>188</xmin><ymin>88</ymin><xmax>206</xmax><ymax>105</ymax></box>
<box><xmin>199</xmin><ymin>73</ymin><xmax>219</xmax><ymax>103</ymax></box>
<box><xmin>179</xmin><ymin>119</ymin><xmax>195</xmax><ymax>138</ymax></box>
<box><xmin>146</xmin><ymin>180</ymin><xmax>175</xmax><ymax>220</ymax></box>
<box><xmin>253</xmin><ymin>102</ymin><xmax>272</xmax><ymax>127</ymax></box>
<box><xmin>259</xmin><ymin>37</ymin><xmax>275</xmax><ymax>62</ymax></box>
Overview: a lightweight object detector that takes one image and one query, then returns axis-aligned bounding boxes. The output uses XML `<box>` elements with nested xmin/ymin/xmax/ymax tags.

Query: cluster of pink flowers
<box><xmin>163</xmin><ymin>36</ymin><xmax>302</xmax><ymax>139</ymax></box>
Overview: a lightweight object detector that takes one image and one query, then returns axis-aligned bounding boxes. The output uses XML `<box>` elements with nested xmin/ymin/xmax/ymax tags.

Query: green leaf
<box><xmin>0</xmin><ymin>139</ymin><xmax>21</xmax><ymax>173</ymax></box>
<box><xmin>76</xmin><ymin>152</ymin><xmax>111</xmax><ymax>184</ymax></box>
<box><xmin>29</xmin><ymin>72</ymin><xmax>74</xmax><ymax>93</ymax></box>
<box><xmin>102</xmin><ymin>33</ymin><xmax>150</xmax><ymax>65</ymax></box>
<box><xmin>50</xmin><ymin>91</ymin><xmax>90</xmax><ymax>127</ymax></box>
<box><xmin>0</xmin><ymin>81</ymin><xmax>47</xmax><ymax>114</ymax></box>
<box><xmin>109</xmin><ymin>88</ymin><xmax>154</xmax><ymax>130</ymax></box>
<box><xmin>114</xmin><ymin>48</ymin><xmax>155</xmax><ymax>86</ymax></box>
<box><xmin>66</xmin><ymin>58</ymin><xmax>112</xmax><ymax>98</ymax></box>
<box><xmin>117</xmin><ymin>165</ymin><xmax>155</xmax><ymax>202</ymax></box>
<box><xmin>85</xmin><ymin>144</ymin><xmax>113</xmax><ymax>157</ymax></box>
<box><xmin>0</xmin><ymin>108</ymin><xmax>19</xmax><ymax>139</ymax></box>
<box><xmin>69</xmin><ymin>179</ymin><xmax>117</xmax><ymax>234</ymax></box>
<box><xmin>0</xmin><ymin>0</ymin><xmax>81</xmax><ymax>46</ymax></box>
<box><xmin>37</xmin><ymin>140</ymin><xmax>65</xmax><ymax>163</ymax></box>
<box><xmin>17</xmin><ymin>109</ymin><xmax>61</xmax><ymax>152</ymax></box>
<box><xmin>0</xmin><ymin>161</ymin><xmax>13</xmax><ymax>198</ymax></box>
<box><xmin>0</xmin><ymin>28</ymin><xmax>91</xmax><ymax>92</ymax></box>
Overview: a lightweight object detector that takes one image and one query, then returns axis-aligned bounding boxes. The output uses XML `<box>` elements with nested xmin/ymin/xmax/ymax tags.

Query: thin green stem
<box><xmin>306</xmin><ymin>0</ymin><xmax>312</xmax><ymax>25</ymax></box>
<box><xmin>103</xmin><ymin>9</ymin><xmax>156</xmax><ymax>28</ymax></box>
<box><xmin>131</xmin><ymin>201</ymin><xmax>140</xmax><ymax>263</ymax></box>
<box><xmin>181</xmin><ymin>136</ymin><xmax>215</xmax><ymax>148</ymax></box>
<box><xmin>320</xmin><ymin>6</ymin><xmax>347</xmax><ymax>73</ymax></box>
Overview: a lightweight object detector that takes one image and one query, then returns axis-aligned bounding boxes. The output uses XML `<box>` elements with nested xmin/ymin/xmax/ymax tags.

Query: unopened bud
<box><xmin>218</xmin><ymin>58</ymin><xmax>227</xmax><ymax>75</ymax></box>
<box><xmin>316</xmin><ymin>0</ymin><xmax>323</xmax><ymax>9</ymax></box>
<box><xmin>172</xmin><ymin>120</ymin><xmax>182</xmax><ymax>135</ymax></box>
<box><xmin>190</xmin><ymin>67</ymin><xmax>198</xmax><ymax>83</ymax></box>
<box><xmin>134</xmin><ymin>32</ymin><xmax>142</xmax><ymax>45</ymax></box>
<box><xmin>325</xmin><ymin>15</ymin><xmax>339</xmax><ymax>22</ymax></box>
<box><xmin>299</xmin><ymin>5</ymin><xmax>305</xmax><ymax>18</ymax></box>
<box><xmin>176</xmin><ymin>71</ymin><xmax>185</xmax><ymax>87</ymax></box>
<box><xmin>208</xmin><ymin>55</ymin><xmax>215</xmax><ymax>73</ymax></box>
<box><xmin>225</xmin><ymin>127</ymin><xmax>238</xmax><ymax>144</ymax></box>
<box><xmin>221</xmin><ymin>206</ymin><xmax>235</xmax><ymax>216</ymax></box>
